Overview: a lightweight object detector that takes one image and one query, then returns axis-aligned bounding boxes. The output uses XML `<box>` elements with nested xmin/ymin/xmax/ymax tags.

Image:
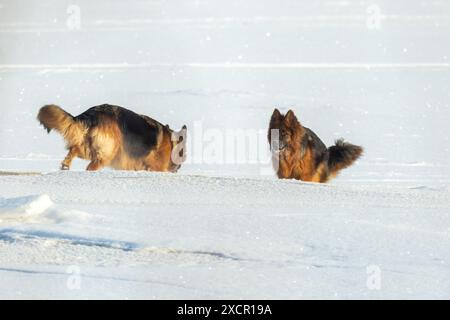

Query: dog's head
<box><xmin>268</xmin><ymin>109</ymin><xmax>303</xmax><ymax>151</ymax></box>
<box><xmin>169</xmin><ymin>125</ymin><xmax>187</xmax><ymax>172</ymax></box>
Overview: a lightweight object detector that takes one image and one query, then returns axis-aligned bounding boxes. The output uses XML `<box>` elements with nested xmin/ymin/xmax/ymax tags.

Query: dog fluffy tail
<box><xmin>38</xmin><ymin>105</ymin><xmax>84</xmax><ymax>146</ymax></box>
<box><xmin>327</xmin><ymin>139</ymin><xmax>363</xmax><ymax>177</ymax></box>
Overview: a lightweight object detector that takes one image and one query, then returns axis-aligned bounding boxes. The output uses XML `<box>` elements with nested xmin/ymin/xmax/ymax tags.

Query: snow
<box><xmin>1</xmin><ymin>171</ymin><xmax>449</xmax><ymax>299</ymax></box>
<box><xmin>1</xmin><ymin>0</ymin><xmax>450</xmax><ymax>299</ymax></box>
<box><xmin>4</xmin><ymin>195</ymin><xmax>90</xmax><ymax>225</ymax></box>
<box><xmin>0</xmin><ymin>194</ymin><xmax>53</xmax><ymax>218</ymax></box>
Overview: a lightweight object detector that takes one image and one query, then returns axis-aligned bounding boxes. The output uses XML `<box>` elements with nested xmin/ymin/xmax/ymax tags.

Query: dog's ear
<box><xmin>178</xmin><ymin>125</ymin><xmax>187</xmax><ymax>142</ymax></box>
<box><xmin>284</xmin><ymin>109</ymin><xmax>298</xmax><ymax>125</ymax></box>
<box><xmin>270</xmin><ymin>108</ymin><xmax>283</xmax><ymax>127</ymax></box>
<box><xmin>271</xmin><ymin>108</ymin><xmax>282</xmax><ymax>120</ymax></box>
<box><xmin>268</xmin><ymin>108</ymin><xmax>283</xmax><ymax>143</ymax></box>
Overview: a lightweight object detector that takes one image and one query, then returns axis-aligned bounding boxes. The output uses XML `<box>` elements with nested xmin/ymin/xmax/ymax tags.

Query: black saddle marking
<box><xmin>75</xmin><ymin>104</ymin><xmax>159</xmax><ymax>158</ymax></box>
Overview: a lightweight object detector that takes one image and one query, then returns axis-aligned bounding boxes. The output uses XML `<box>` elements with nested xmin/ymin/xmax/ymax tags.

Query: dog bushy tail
<box><xmin>38</xmin><ymin>105</ymin><xmax>84</xmax><ymax>147</ymax></box>
<box><xmin>327</xmin><ymin>139</ymin><xmax>363</xmax><ymax>177</ymax></box>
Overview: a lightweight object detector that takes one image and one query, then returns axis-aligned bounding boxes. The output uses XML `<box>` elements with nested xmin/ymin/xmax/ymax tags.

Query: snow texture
<box><xmin>0</xmin><ymin>0</ymin><xmax>450</xmax><ymax>299</ymax></box>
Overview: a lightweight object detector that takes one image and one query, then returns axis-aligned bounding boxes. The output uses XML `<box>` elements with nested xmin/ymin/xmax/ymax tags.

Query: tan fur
<box><xmin>278</xmin><ymin>143</ymin><xmax>317</xmax><ymax>181</ymax></box>
<box><xmin>37</xmin><ymin>105</ymin><xmax>87</xmax><ymax>148</ymax></box>
<box><xmin>269</xmin><ymin>108</ymin><xmax>363</xmax><ymax>183</ymax></box>
<box><xmin>108</xmin><ymin>123</ymin><xmax>176</xmax><ymax>172</ymax></box>
<box><xmin>84</xmin><ymin>117</ymin><xmax>122</xmax><ymax>171</ymax></box>
<box><xmin>311</xmin><ymin>162</ymin><xmax>328</xmax><ymax>183</ymax></box>
<box><xmin>38</xmin><ymin>105</ymin><xmax>186</xmax><ymax>172</ymax></box>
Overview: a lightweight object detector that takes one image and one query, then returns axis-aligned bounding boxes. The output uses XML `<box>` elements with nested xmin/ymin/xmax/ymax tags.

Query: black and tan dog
<box><xmin>38</xmin><ymin>104</ymin><xmax>187</xmax><ymax>172</ymax></box>
<box><xmin>268</xmin><ymin>109</ymin><xmax>363</xmax><ymax>183</ymax></box>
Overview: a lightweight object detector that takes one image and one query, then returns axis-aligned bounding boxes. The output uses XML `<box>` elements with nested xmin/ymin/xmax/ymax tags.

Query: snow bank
<box><xmin>0</xmin><ymin>194</ymin><xmax>53</xmax><ymax>223</ymax></box>
<box><xmin>0</xmin><ymin>194</ymin><xmax>90</xmax><ymax>224</ymax></box>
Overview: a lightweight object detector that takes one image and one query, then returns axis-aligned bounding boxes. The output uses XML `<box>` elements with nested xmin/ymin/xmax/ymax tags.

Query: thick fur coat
<box><xmin>38</xmin><ymin>104</ymin><xmax>186</xmax><ymax>172</ymax></box>
<box><xmin>268</xmin><ymin>109</ymin><xmax>363</xmax><ymax>183</ymax></box>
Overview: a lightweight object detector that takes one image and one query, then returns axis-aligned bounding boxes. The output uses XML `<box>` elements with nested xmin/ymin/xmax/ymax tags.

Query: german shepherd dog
<box><xmin>38</xmin><ymin>104</ymin><xmax>187</xmax><ymax>172</ymax></box>
<box><xmin>268</xmin><ymin>109</ymin><xmax>363</xmax><ymax>183</ymax></box>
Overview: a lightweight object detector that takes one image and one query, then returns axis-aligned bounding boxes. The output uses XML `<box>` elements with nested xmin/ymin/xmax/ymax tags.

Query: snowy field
<box><xmin>1</xmin><ymin>0</ymin><xmax>450</xmax><ymax>299</ymax></box>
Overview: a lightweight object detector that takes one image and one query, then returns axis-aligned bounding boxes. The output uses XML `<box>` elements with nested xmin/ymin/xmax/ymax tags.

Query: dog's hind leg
<box><xmin>86</xmin><ymin>159</ymin><xmax>105</xmax><ymax>171</ymax></box>
<box><xmin>85</xmin><ymin>144</ymin><xmax>111</xmax><ymax>171</ymax></box>
<box><xmin>85</xmin><ymin>121</ymin><xmax>120</xmax><ymax>172</ymax></box>
<box><xmin>311</xmin><ymin>161</ymin><xmax>330</xmax><ymax>183</ymax></box>
<box><xmin>61</xmin><ymin>146</ymin><xmax>79</xmax><ymax>170</ymax></box>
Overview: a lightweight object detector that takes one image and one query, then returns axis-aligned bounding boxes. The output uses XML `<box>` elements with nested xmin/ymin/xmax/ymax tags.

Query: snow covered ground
<box><xmin>1</xmin><ymin>171</ymin><xmax>449</xmax><ymax>299</ymax></box>
<box><xmin>1</xmin><ymin>0</ymin><xmax>450</xmax><ymax>299</ymax></box>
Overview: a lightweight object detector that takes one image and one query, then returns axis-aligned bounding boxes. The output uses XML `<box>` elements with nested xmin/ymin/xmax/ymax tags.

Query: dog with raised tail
<box><xmin>268</xmin><ymin>108</ymin><xmax>363</xmax><ymax>183</ymax></box>
<box><xmin>38</xmin><ymin>104</ymin><xmax>187</xmax><ymax>172</ymax></box>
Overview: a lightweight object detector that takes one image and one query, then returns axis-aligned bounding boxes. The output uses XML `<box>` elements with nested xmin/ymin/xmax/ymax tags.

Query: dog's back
<box><xmin>76</xmin><ymin>105</ymin><xmax>160</xmax><ymax>159</ymax></box>
<box><xmin>303</xmin><ymin>127</ymin><xmax>327</xmax><ymax>161</ymax></box>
